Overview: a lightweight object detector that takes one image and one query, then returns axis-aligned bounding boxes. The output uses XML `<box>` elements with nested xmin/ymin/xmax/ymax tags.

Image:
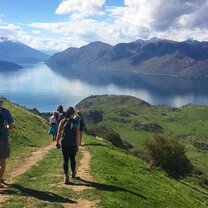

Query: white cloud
<box><xmin>31</xmin><ymin>30</ymin><xmax>41</xmax><ymax>34</ymax></box>
<box><xmin>56</xmin><ymin>0</ymin><xmax>105</xmax><ymax>17</ymax></box>
<box><xmin>0</xmin><ymin>23</ymin><xmax>22</xmax><ymax>38</ymax></box>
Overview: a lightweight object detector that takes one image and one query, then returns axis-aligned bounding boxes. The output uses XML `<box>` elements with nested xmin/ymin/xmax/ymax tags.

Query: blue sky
<box><xmin>0</xmin><ymin>0</ymin><xmax>208</xmax><ymax>51</ymax></box>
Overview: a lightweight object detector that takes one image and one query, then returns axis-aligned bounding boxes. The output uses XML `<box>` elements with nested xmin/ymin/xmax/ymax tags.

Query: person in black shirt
<box><xmin>56</xmin><ymin>107</ymin><xmax>80</xmax><ymax>184</ymax></box>
<box><xmin>0</xmin><ymin>98</ymin><xmax>14</xmax><ymax>188</ymax></box>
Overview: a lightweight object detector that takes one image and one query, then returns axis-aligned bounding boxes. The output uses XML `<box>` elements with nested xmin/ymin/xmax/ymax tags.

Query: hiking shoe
<box><xmin>72</xmin><ymin>171</ymin><xmax>76</xmax><ymax>178</ymax></box>
<box><xmin>64</xmin><ymin>175</ymin><xmax>69</xmax><ymax>184</ymax></box>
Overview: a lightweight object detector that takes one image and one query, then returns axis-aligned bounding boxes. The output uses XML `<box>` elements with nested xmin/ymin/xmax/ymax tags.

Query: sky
<box><xmin>0</xmin><ymin>0</ymin><xmax>208</xmax><ymax>51</ymax></box>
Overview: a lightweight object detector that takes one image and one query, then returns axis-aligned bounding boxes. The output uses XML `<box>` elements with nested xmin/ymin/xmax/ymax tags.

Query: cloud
<box><xmin>2</xmin><ymin>0</ymin><xmax>208</xmax><ymax>51</ymax></box>
<box><xmin>56</xmin><ymin>0</ymin><xmax>105</xmax><ymax>17</ymax></box>
<box><xmin>31</xmin><ymin>30</ymin><xmax>41</xmax><ymax>34</ymax></box>
<box><xmin>0</xmin><ymin>23</ymin><xmax>22</xmax><ymax>38</ymax></box>
<box><xmin>150</xmin><ymin>0</ymin><xmax>208</xmax><ymax>31</ymax></box>
<box><xmin>28</xmin><ymin>0</ymin><xmax>208</xmax><ymax>50</ymax></box>
<box><xmin>108</xmin><ymin>0</ymin><xmax>208</xmax><ymax>31</ymax></box>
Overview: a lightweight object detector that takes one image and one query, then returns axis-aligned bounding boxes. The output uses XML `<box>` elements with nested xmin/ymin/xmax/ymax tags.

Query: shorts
<box><xmin>0</xmin><ymin>140</ymin><xmax>10</xmax><ymax>159</ymax></box>
<box><xmin>48</xmin><ymin>124</ymin><xmax>57</xmax><ymax>135</ymax></box>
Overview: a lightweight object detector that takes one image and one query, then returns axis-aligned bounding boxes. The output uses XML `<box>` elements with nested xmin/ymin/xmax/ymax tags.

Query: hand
<box><xmin>75</xmin><ymin>145</ymin><xmax>79</xmax><ymax>152</ymax></box>
<box><xmin>56</xmin><ymin>143</ymin><xmax>61</xmax><ymax>149</ymax></box>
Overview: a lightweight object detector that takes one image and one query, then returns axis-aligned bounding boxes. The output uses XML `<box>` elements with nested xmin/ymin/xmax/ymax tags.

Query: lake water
<box><xmin>0</xmin><ymin>63</ymin><xmax>208</xmax><ymax>112</ymax></box>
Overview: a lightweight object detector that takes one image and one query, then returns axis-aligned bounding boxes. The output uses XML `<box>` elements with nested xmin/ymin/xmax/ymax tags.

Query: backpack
<box><xmin>0</xmin><ymin>108</ymin><xmax>6</xmax><ymax>136</ymax></box>
<box><xmin>62</xmin><ymin>119</ymin><xmax>78</xmax><ymax>146</ymax></box>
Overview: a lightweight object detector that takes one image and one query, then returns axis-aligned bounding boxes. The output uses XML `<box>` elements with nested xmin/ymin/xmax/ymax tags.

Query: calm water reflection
<box><xmin>0</xmin><ymin>63</ymin><xmax>207</xmax><ymax>112</ymax></box>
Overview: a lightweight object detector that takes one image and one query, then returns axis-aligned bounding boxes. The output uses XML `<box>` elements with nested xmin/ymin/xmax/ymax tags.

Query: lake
<box><xmin>0</xmin><ymin>63</ymin><xmax>208</xmax><ymax>112</ymax></box>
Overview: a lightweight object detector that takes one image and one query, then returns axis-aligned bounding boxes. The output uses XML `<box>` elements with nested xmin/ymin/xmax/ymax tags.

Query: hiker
<box><xmin>0</xmin><ymin>98</ymin><xmax>14</xmax><ymax>188</ymax></box>
<box><xmin>75</xmin><ymin>110</ymin><xmax>86</xmax><ymax>146</ymax></box>
<box><xmin>48</xmin><ymin>111</ymin><xmax>58</xmax><ymax>141</ymax></box>
<box><xmin>56</xmin><ymin>105</ymin><xmax>65</xmax><ymax>124</ymax></box>
<box><xmin>56</xmin><ymin>107</ymin><xmax>80</xmax><ymax>184</ymax></box>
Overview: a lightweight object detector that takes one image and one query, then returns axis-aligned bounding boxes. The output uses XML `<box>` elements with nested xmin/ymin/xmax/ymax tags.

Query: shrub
<box><xmin>84</xmin><ymin>110</ymin><xmax>103</xmax><ymax>124</ymax></box>
<box><xmin>104</xmin><ymin>132</ymin><xmax>124</xmax><ymax>148</ymax></box>
<box><xmin>103</xmin><ymin>132</ymin><xmax>133</xmax><ymax>150</ymax></box>
<box><xmin>144</xmin><ymin>134</ymin><xmax>193</xmax><ymax>178</ymax></box>
<box><xmin>131</xmin><ymin>149</ymin><xmax>147</xmax><ymax>161</ymax></box>
<box><xmin>132</xmin><ymin>121</ymin><xmax>163</xmax><ymax>133</ymax></box>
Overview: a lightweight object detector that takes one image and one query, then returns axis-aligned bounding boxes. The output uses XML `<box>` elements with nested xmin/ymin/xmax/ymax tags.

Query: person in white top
<box><xmin>48</xmin><ymin>111</ymin><xmax>58</xmax><ymax>141</ymax></box>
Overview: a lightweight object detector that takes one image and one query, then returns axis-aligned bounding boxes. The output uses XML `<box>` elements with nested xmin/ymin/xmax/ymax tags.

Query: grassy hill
<box><xmin>1</xmin><ymin>97</ymin><xmax>208</xmax><ymax>207</ymax></box>
<box><xmin>76</xmin><ymin>95</ymin><xmax>208</xmax><ymax>175</ymax></box>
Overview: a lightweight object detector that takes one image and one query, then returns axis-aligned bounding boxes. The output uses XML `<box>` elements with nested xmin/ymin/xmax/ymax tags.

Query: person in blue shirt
<box><xmin>0</xmin><ymin>98</ymin><xmax>14</xmax><ymax>188</ymax></box>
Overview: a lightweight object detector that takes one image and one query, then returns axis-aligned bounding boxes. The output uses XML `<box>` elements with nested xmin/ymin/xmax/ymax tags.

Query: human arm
<box><xmin>4</xmin><ymin>109</ymin><xmax>14</xmax><ymax>129</ymax></box>
<box><xmin>55</xmin><ymin>120</ymin><xmax>64</xmax><ymax>148</ymax></box>
<box><xmin>7</xmin><ymin>123</ymin><xmax>14</xmax><ymax>129</ymax></box>
<box><xmin>75</xmin><ymin>123</ymin><xmax>80</xmax><ymax>151</ymax></box>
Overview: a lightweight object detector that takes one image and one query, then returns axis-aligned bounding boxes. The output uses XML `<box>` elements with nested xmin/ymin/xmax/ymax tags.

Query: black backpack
<box><xmin>62</xmin><ymin>119</ymin><xmax>77</xmax><ymax>146</ymax></box>
<box><xmin>0</xmin><ymin>108</ymin><xmax>5</xmax><ymax>136</ymax></box>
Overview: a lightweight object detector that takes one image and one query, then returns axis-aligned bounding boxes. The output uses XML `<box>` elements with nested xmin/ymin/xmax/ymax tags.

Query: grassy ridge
<box><xmin>76</xmin><ymin>95</ymin><xmax>208</xmax><ymax>175</ymax></box>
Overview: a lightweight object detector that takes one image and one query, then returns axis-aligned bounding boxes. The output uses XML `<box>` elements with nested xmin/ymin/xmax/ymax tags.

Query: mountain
<box><xmin>0</xmin><ymin>60</ymin><xmax>22</xmax><ymax>71</ymax></box>
<box><xmin>47</xmin><ymin>38</ymin><xmax>208</xmax><ymax>79</ymax></box>
<box><xmin>0</xmin><ymin>37</ymin><xmax>49</xmax><ymax>64</ymax></box>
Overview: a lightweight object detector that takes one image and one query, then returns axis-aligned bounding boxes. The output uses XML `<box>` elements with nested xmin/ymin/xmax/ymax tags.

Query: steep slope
<box><xmin>0</xmin><ymin>37</ymin><xmax>49</xmax><ymax>64</ymax></box>
<box><xmin>47</xmin><ymin>38</ymin><xmax>208</xmax><ymax>79</ymax></box>
<box><xmin>0</xmin><ymin>61</ymin><xmax>22</xmax><ymax>71</ymax></box>
<box><xmin>86</xmin><ymin>136</ymin><xmax>208</xmax><ymax>208</ymax></box>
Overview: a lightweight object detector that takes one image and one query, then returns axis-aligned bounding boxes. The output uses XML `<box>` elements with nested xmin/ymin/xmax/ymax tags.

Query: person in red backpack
<box><xmin>0</xmin><ymin>98</ymin><xmax>14</xmax><ymax>188</ymax></box>
<box><xmin>56</xmin><ymin>107</ymin><xmax>80</xmax><ymax>184</ymax></box>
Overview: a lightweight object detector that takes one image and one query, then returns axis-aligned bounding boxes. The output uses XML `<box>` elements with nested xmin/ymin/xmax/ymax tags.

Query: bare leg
<box><xmin>79</xmin><ymin>131</ymin><xmax>83</xmax><ymax>145</ymax></box>
<box><xmin>0</xmin><ymin>159</ymin><xmax>6</xmax><ymax>187</ymax></box>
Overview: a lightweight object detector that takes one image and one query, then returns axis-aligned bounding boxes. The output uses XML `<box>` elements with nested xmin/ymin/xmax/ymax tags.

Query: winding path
<box><xmin>0</xmin><ymin>143</ymin><xmax>99</xmax><ymax>208</ymax></box>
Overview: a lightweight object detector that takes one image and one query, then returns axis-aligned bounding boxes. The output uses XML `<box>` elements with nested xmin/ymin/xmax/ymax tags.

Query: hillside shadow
<box><xmin>71</xmin><ymin>177</ymin><xmax>147</xmax><ymax>200</ymax></box>
<box><xmin>7</xmin><ymin>183</ymin><xmax>77</xmax><ymax>204</ymax></box>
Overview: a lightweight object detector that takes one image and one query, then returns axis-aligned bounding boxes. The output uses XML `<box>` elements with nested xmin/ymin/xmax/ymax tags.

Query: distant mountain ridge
<box><xmin>0</xmin><ymin>60</ymin><xmax>22</xmax><ymax>71</ymax></box>
<box><xmin>47</xmin><ymin>38</ymin><xmax>208</xmax><ymax>79</ymax></box>
<box><xmin>0</xmin><ymin>37</ymin><xmax>49</xmax><ymax>64</ymax></box>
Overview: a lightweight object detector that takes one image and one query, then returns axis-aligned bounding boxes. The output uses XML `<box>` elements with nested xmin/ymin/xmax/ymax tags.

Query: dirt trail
<box><xmin>70</xmin><ymin>145</ymin><xmax>93</xmax><ymax>192</ymax></box>
<box><xmin>0</xmin><ymin>143</ymin><xmax>99</xmax><ymax>208</ymax></box>
<box><xmin>0</xmin><ymin>143</ymin><xmax>55</xmax><ymax>204</ymax></box>
<box><xmin>9</xmin><ymin>143</ymin><xmax>55</xmax><ymax>183</ymax></box>
<box><xmin>60</xmin><ymin>144</ymin><xmax>99</xmax><ymax>208</ymax></box>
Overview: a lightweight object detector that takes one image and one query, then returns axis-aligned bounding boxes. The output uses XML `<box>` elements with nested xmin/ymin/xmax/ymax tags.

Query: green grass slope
<box><xmin>87</xmin><ymin>136</ymin><xmax>208</xmax><ymax>208</ymax></box>
<box><xmin>1</xmin><ymin>96</ymin><xmax>208</xmax><ymax>208</ymax></box>
<box><xmin>76</xmin><ymin>95</ymin><xmax>208</xmax><ymax>175</ymax></box>
<box><xmin>2</xmin><ymin>136</ymin><xmax>208</xmax><ymax>208</ymax></box>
